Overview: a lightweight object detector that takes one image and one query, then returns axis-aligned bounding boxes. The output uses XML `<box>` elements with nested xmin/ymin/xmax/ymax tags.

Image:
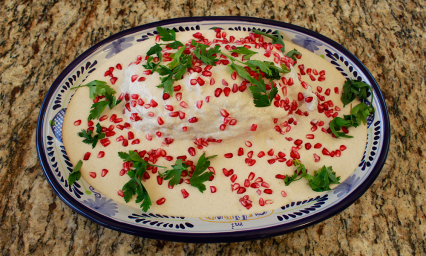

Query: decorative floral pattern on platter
<box><xmin>39</xmin><ymin>20</ymin><xmax>386</xmax><ymax>235</ymax></box>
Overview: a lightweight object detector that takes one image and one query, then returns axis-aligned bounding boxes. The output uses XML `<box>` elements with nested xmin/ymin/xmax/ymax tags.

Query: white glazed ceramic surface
<box><xmin>36</xmin><ymin>17</ymin><xmax>389</xmax><ymax>242</ymax></box>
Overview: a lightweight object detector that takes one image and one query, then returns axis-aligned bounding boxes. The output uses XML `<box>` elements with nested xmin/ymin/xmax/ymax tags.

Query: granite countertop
<box><xmin>1</xmin><ymin>0</ymin><xmax>425</xmax><ymax>254</ymax></box>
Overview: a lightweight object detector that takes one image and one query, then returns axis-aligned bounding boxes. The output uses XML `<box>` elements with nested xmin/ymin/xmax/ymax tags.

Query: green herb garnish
<box><xmin>190</xmin><ymin>153</ymin><xmax>217</xmax><ymax>193</ymax></box>
<box><xmin>71</xmin><ymin>80</ymin><xmax>116</xmax><ymax>99</ymax></box>
<box><xmin>118</xmin><ymin>151</ymin><xmax>165</xmax><ymax>212</ymax></box>
<box><xmin>68</xmin><ymin>160</ymin><xmax>83</xmax><ymax>186</ymax></box>
<box><xmin>285</xmin><ymin>48</ymin><xmax>301</xmax><ymax>61</ymax></box>
<box><xmin>78</xmin><ymin>123</ymin><xmax>105</xmax><ymax>148</ymax></box>
<box><xmin>284</xmin><ymin>160</ymin><xmax>341</xmax><ymax>192</ymax></box>
<box><xmin>192</xmin><ymin>39</ymin><xmax>221</xmax><ymax>66</ymax></box>
<box><xmin>159</xmin><ymin>159</ymin><xmax>189</xmax><ymax>187</ymax></box>
<box><xmin>229</xmin><ymin>46</ymin><xmax>257</xmax><ymax>60</ymax></box>
<box><xmin>253</xmin><ymin>29</ymin><xmax>286</xmax><ymax>53</ymax></box>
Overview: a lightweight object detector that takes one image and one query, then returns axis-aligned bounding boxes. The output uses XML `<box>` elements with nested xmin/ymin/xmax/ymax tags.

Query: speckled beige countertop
<box><xmin>0</xmin><ymin>0</ymin><xmax>425</xmax><ymax>255</ymax></box>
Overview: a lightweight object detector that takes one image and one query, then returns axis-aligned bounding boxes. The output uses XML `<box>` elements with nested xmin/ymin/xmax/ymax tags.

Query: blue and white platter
<box><xmin>36</xmin><ymin>17</ymin><xmax>390</xmax><ymax>243</ymax></box>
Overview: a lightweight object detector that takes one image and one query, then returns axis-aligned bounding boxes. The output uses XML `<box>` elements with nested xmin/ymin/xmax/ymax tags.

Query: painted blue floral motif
<box><xmin>104</xmin><ymin>37</ymin><xmax>134</xmax><ymax>59</ymax></box>
<box><xmin>333</xmin><ymin>174</ymin><xmax>361</xmax><ymax>198</ymax></box>
<box><xmin>83</xmin><ymin>197</ymin><xmax>119</xmax><ymax>217</ymax></box>
<box><xmin>359</xmin><ymin>120</ymin><xmax>381</xmax><ymax>171</ymax></box>
<box><xmin>50</xmin><ymin>108</ymin><xmax>66</xmax><ymax>142</ymax></box>
<box><xmin>128</xmin><ymin>213</ymin><xmax>194</xmax><ymax>229</ymax></box>
<box><xmin>277</xmin><ymin>194</ymin><xmax>328</xmax><ymax>221</ymax></box>
<box><xmin>292</xmin><ymin>34</ymin><xmax>323</xmax><ymax>52</ymax></box>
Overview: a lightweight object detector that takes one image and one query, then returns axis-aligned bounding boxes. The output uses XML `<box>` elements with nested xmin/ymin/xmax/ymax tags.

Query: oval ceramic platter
<box><xmin>36</xmin><ymin>17</ymin><xmax>390</xmax><ymax>243</ymax></box>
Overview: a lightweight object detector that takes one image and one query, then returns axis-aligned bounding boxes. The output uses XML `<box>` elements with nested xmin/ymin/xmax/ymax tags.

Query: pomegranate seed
<box><xmin>156</xmin><ymin>197</ymin><xmax>166</xmax><ymax>205</ymax></box>
<box><xmin>314</xmin><ymin>143</ymin><xmax>322</xmax><ymax>149</ymax></box>
<box><xmin>179</xmin><ymin>111</ymin><xmax>185</xmax><ymax>119</ymax></box>
<box><xmin>181</xmin><ymin>189</ymin><xmax>189</xmax><ymax>198</ymax></box>
<box><xmin>157</xmin><ymin>116</ymin><xmax>164</xmax><ymax>125</ymax></box>
<box><xmin>261</xmin><ymin>182</ymin><xmax>270</xmax><ymax>188</ymax></box>
<box><xmin>101</xmin><ymin>169</ymin><xmax>108</xmax><ymax>177</ymax></box>
<box><xmin>267</xmin><ymin>159</ymin><xmax>276</xmax><ymax>164</ymax></box>
<box><xmin>196</xmin><ymin>100</ymin><xmax>203</xmax><ymax>109</ymax></box>
<box><xmin>157</xmin><ymin>175</ymin><xmax>163</xmax><ymax>185</ymax></box>
<box><xmin>232</xmin><ymin>183</ymin><xmax>240</xmax><ymax>191</ymax></box>
<box><xmin>245</xmin><ymin>141</ymin><xmax>252</xmax><ymax>147</ymax></box>
<box><xmin>214</xmin><ymin>88</ymin><xmax>223</xmax><ymax>97</ymax></box>
<box><xmin>100</xmin><ymin>138</ymin><xmax>110</xmax><ymax>147</ymax></box>
<box><xmin>276</xmin><ymin>174</ymin><xmax>286</xmax><ymax>179</ymax></box>
<box><xmin>238</xmin><ymin>147</ymin><xmax>244</xmax><ymax>156</ymax></box>
<box><xmin>163</xmin><ymin>93</ymin><xmax>170</xmax><ymax>100</ymax></box>
<box><xmin>229</xmin><ymin>174</ymin><xmax>237</xmax><ymax>183</ymax></box>
<box><xmin>83</xmin><ymin>152</ymin><xmax>91</xmax><ymax>161</ymax></box>
<box><xmin>74</xmin><ymin>120</ymin><xmax>81</xmax><ymax>126</ymax></box>
<box><xmin>220</xmin><ymin>109</ymin><xmax>229</xmax><ymax>117</ymax></box>
<box><xmin>97</xmin><ymin>151</ymin><xmax>105</xmax><ymax>158</ymax></box>
<box><xmin>257</xmin><ymin>151</ymin><xmax>265</xmax><ymax>158</ymax></box>
<box><xmin>188</xmin><ymin>147</ymin><xmax>196</xmax><ymax>156</ymax></box>
<box><xmin>313</xmin><ymin>153</ymin><xmax>321</xmax><ymax>162</ymax></box>
<box><xmin>305</xmin><ymin>143</ymin><xmax>312</xmax><ymax>150</ymax></box>
<box><xmin>250</xmin><ymin>124</ymin><xmax>257</xmax><ymax>131</ymax></box>
<box><xmin>210</xmin><ymin>186</ymin><xmax>217</xmax><ymax>193</ymax></box>
<box><xmin>340</xmin><ymin>145</ymin><xmax>347</xmax><ymax>151</ymax></box>
<box><xmin>286</xmin><ymin>159</ymin><xmax>293</xmax><ymax>166</ymax></box>
<box><xmin>188</xmin><ymin>117</ymin><xmax>198</xmax><ymax>123</ymax></box>
<box><xmin>89</xmin><ymin>172</ymin><xmax>96</xmax><ymax>178</ymax></box>
<box><xmin>224</xmin><ymin>153</ymin><xmax>233</xmax><ymax>158</ymax></box>
<box><xmin>237</xmin><ymin>187</ymin><xmax>246</xmax><ymax>194</ymax></box>
<box><xmin>131</xmin><ymin>139</ymin><xmax>140</xmax><ymax>145</ymax></box>
<box><xmin>325</xmin><ymin>88</ymin><xmax>331</xmax><ymax>96</ymax></box>
<box><xmin>298</xmin><ymin>92</ymin><xmax>304</xmax><ymax>101</ymax></box>
<box><xmin>110</xmin><ymin>77</ymin><xmax>118</xmax><ymax>84</ymax></box>
<box><xmin>294</xmin><ymin>139</ymin><xmax>303</xmax><ymax>145</ymax></box>
<box><xmin>264</xmin><ymin>189</ymin><xmax>273</xmax><ymax>194</ymax></box>
<box><xmin>105</xmin><ymin>131</ymin><xmax>116</xmax><ymax>137</ymax></box>
<box><xmin>322</xmin><ymin>148</ymin><xmax>330</xmax><ymax>155</ymax></box>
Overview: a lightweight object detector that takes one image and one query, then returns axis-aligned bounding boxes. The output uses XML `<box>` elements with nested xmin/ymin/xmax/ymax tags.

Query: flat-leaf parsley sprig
<box><xmin>329</xmin><ymin>79</ymin><xmax>375</xmax><ymax>138</ymax></box>
<box><xmin>159</xmin><ymin>153</ymin><xmax>217</xmax><ymax>193</ymax></box>
<box><xmin>71</xmin><ymin>80</ymin><xmax>121</xmax><ymax>120</ymax></box>
<box><xmin>118</xmin><ymin>150</ymin><xmax>166</xmax><ymax>212</ymax></box>
<box><xmin>284</xmin><ymin>160</ymin><xmax>341</xmax><ymax>192</ymax></box>
<box><xmin>68</xmin><ymin>160</ymin><xmax>83</xmax><ymax>186</ymax></box>
<box><xmin>78</xmin><ymin>123</ymin><xmax>106</xmax><ymax>148</ymax></box>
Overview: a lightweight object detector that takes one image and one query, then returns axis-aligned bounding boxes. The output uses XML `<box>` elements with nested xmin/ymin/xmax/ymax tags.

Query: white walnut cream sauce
<box><xmin>62</xmin><ymin>29</ymin><xmax>367</xmax><ymax>217</ymax></box>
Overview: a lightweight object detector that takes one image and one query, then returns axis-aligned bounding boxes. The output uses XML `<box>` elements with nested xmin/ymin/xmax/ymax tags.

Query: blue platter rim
<box><xmin>36</xmin><ymin>16</ymin><xmax>390</xmax><ymax>243</ymax></box>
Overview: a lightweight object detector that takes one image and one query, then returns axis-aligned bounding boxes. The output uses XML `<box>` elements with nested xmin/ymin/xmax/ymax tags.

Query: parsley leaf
<box><xmin>192</xmin><ymin>40</ymin><xmax>221</xmax><ymax>66</ymax></box>
<box><xmin>341</xmin><ymin>79</ymin><xmax>374</xmax><ymax>107</ymax></box>
<box><xmin>253</xmin><ymin>29</ymin><xmax>286</xmax><ymax>53</ymax></box>
<box><xmin>78</xmin><ymin>123</ymin><xmax>106</xmax><ymax>148</ymax></box>
<box><xmin>104</xmin><ymin>92</ymin><xmax>121</xmax><ymax>109</ymax></box>
<box><xmin>285</xmin><ymin>48</ymin><xmax>301</xmax><ymax>61</ymax></box>
<box><xmin>119</xmin><ymin>151</ymin><xmax>165</xmax><ymax>212</ymax></box>
<box><xmin>156</xmin><ymin>26</ymin><xmax>176</xmax><ymax>41</ymax></box>
<box><xmin>71</xmin><ymin>80</ymin><xmax>116</xmax><ymax>99</ymax></box>
<box><xmin>190</xmin><ymin>153</ymin><xmax>217</xmax><ymax>193</ymax></box>
<box><xmin>246</xmin><ymin>60</ymin><xmax>290</xmax><ymax>80</ymax></box>
<box><xmin>68</xmin><ymin>160</ymin><xmax>83</xmax><ymax>187</ymax></box>
<box><xmin>329</xmin><ymin>116</ymin><xmax>355</xmax><ymax>139</ymax></box>
<box><xmin>285</xmin><ymin>160</ymin><xmax>341</xmax><ymax>192</ymax></box>
<box><xmin>159</xmin><ymin>159</ymin><xmax>189</xmax><ymax>186</ymax></box>
<box><xmin>303</xmin><ymin>165</ymin><xmax>341</xmax><ymax>192</ymax></box>
<box><xmin>88</xmin><ymin>101</ymin><xmax>109</xmax><ymax>121</ymax></box>
<box><xmin>351</xmin><ymin>101</ymin><xmax>374</xmax><ymax>125</ymax></box>
<box><xmin>146</xmin><ymin>44</ymin><xmax>163</xmax><ymax>62</ymax></box>
<box><xmin>284</xmin><ymin>159</ymin><xmax>307</xmax><ymax>186</ymax></box>
<box><xmin>230</xmin><ymin>47</ymin><xmax>257</xmax><ymax>60</ymax></box>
